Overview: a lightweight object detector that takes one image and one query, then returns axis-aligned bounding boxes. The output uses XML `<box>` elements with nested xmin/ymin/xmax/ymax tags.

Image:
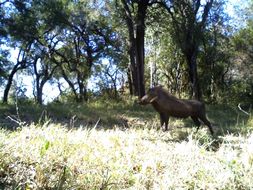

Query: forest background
<box><xmin>0</xmin><ymin>0</ymin><xmax>252</xmax><ymax>106</ymax></box>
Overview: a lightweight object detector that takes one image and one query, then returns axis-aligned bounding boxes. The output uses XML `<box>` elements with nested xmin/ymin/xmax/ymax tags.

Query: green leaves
<box><xmin>40</xmin><ymin>140</ymin><xmax>50</xmax><ymax>157</ymax></box>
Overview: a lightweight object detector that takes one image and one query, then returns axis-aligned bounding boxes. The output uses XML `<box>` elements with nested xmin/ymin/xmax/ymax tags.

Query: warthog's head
<box><xmin>139</xmin><ymin>86</ymin><xmax>160</xmax><ymax>105</ymax></box>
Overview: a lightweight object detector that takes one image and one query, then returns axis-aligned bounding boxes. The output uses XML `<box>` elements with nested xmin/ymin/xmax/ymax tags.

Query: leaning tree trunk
<box><xmin>2</xmin><ymin>63</ymin><xmax>24</xmax><ymax>104</ymax></box>
<box><xmin>3</xmin><ymin>69</ymin><xmax>17</xmax><ymax>103</ymax></box>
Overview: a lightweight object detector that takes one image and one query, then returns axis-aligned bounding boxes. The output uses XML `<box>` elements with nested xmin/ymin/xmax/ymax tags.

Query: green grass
<box><xmin>0</xmin><ymin>99</ymin><xmax>252</xmax><ymax>189</ymax></box>
<box><xmin>0</xmin><ymin>99</ymin><xmax>251</xmax><ymax>134</ymax></box>
<box><xmin>0</xmin><ymin>100</ymin><xmax>155</xmax><ymax>130</ymax></box>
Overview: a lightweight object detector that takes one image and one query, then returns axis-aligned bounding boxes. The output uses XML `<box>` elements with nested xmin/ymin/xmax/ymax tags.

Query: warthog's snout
<box><xmin>138</xmin><ymin>95</ymin><xmax>149</xmax><ymax>105</ymax></box>
<box><xmin>139</xmin><ymin>94</ymin><xmax>158</xmax><ymax>105</ymax></box>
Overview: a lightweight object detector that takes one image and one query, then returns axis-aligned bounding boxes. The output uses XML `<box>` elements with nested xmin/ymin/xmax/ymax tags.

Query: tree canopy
<box><xmin>0</xmin><ymin>0</ymin><xmax>252</xmax><ymax>105</ymax></box>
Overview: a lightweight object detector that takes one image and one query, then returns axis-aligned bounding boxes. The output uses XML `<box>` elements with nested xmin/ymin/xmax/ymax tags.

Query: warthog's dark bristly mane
<box><xmin>154</xmin><ymin>86</ymin><xmax>178</xmax><ymax>101</ymax></box>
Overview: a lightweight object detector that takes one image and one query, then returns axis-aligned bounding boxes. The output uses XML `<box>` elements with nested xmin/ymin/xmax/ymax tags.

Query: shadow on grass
<box><xmin>169</xmin><ymin>104</ymin><xmax>251</xmax><ymax>135</ymax></box>
<box><xmin>0</xmin><ymin>101</ymin><xmax>251</xmax><ymax>141</ymax></box>
<box><xmin>164</xmin><ymin>103</ymin><xmax>252</xmax><ymax>150</ymax></box>
<box><xmin>207</xmin><ymin>104</ymin><xmax>251</xmax><ymax>135</ymax></box>
<box><xmin>0</xmin><ymin>100</ymin><xmax>155</xmax><ymax>130</ymax></box>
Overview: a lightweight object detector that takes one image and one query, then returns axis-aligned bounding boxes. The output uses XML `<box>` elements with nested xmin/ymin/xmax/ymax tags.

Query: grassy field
<box><xmin>0</xmin><ymin>100</ymin><xmax>252</xmax><ymax>189</ymax></box>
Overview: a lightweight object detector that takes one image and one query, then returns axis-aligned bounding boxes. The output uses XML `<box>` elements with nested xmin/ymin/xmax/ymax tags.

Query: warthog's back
<box><xmin>153</xmin><ymin>89</ymin><xmax>205</xmax><ymax>118</ymax></box>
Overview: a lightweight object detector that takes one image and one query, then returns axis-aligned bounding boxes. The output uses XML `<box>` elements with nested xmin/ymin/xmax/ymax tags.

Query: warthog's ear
<box><xmin>150</xmin><ymin>96</ymin><xmax>158</xmax><ymax>103</ymax></box>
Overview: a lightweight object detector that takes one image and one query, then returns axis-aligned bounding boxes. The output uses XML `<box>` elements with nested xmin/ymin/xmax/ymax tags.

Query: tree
<box><xmin>95</xmin><ymin>59</ymin><xmax>125</xmax><ymax>99</ymax></box>
<box><xmin>198</xmin><ymin>0</ymin><xmax>232</xmax><ymax>102</ymax></box>
<box><xmin>159</xmin><ymin>0</ymin><xmax>214</xmax><ymax>100</ymax></box>
<box><xmin>0</xmin><ymin>2</ymin><xmax>10</xmax><ymax>85</ymax></box>
<box><xmin>118</xmin><ymin>0</ymin><xmax>159</xmax><ymax>98</ymax></box>
<box><xmin>2</xmin><ymin>45</ymin><xmax>32</xmax><ymax>103</ymax></box>
<box><xmin>48</xmin><ymin>1</ymin><xmax>121</xmax><ymax>102</ymax></box>
<box><xmin>144</xmin><ymin>6</ymin><xmax>187</xmax><ymax>97</ymax></box>
<box><xmin>1</xmin><ymin>0</ymin><xmax>37</xmax><ymax>103</ymax></box>
<box><xmin>1</xmin><ymin>0</ymin><xmax>70</xmax><ymax>104</ymax></box>
<box><xmin>0</xmin><ymin>49</ymin><xmax>11</xmax><ymax>86</ymax></box>
<box><xmin>231</xmin><ymin>1</ymin><xmax>253</xmax><ymax>104</ymax></box>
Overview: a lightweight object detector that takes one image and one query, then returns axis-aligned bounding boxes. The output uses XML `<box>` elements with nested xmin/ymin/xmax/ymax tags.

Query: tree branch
<box><xmin>238</xmin><ymin>103</ymin><xmax>250</xmax><ymax>116</ymax></box>
<box><xmin>200</xmin><ymin>0</ymin><xmax>214</xmax><ymax>29</ymax></box>
<box><xmin>194</xmin><ymin>0</ymin><xmax>201</xmax><ymax>16</ymax></box>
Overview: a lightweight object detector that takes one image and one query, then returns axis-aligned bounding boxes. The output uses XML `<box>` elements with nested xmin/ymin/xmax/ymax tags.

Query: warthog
<box><xmin>139</xmin><ymin>86</ymin><xmax>214</xmax><ymax>135</ymax></box>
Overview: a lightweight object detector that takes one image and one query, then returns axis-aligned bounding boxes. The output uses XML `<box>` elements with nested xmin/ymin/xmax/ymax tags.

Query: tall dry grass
<box><xmin>0</xmin><ymin>122</ymin><xmax>253</xmax><ymax>189</ymax></box>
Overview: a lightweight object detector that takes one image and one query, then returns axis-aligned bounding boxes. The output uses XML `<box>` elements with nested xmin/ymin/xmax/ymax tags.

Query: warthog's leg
<box><xmin>160</xmin><ymin>113</ymin><xmax>165</xmax><ymax>129</ymax></box>
<box><xmin>191</xmin><ymin>116</ymin><xmax>201</xmax><ymax>131</ymax></box>
<box><xmin>198</xmin><ymin>115</ymin><xmax>214</xmax><ymax>135</ymax></box>
<box><xmin>160</xmin><ymin>113</ymin><xmax>169</xmax><ymax>131</ymax></box>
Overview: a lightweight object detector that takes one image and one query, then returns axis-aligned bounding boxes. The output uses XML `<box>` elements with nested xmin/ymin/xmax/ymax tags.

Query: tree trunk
<box><xmin>60</xmin><ymin>67</ymin><xmax>79</xmax><ymax>101</ymax></box>
<box><xmin>36</xmin><ymin>86</ymin><xmax>43</xmax><ymax>105</ymax></box>
<box><xmin>122</xmin><ymin>0</ymin><xmax>138</xmax><ymax>96</ymax></box>
<box><xmin>135</xmin><ymin>2</ymin><xmax>148</xmax><ymax>98</ymax></box>
<box><xmin>2</xmin><ymin>63</ymin><xmax>24</xmax><ymax>104</ymax></box>
<box><xmin>121</xmin><ymin>0</ymin><xmax>149</xmax><ymax>98</ymax></box>
<box><xmin>79</xmin><ymin>84</ymin><xmax>88</xmax><ymax>102</ymax></box>
<box><xmin>112</xmin><ymin>79</ymin><xmax>118</xmax><ymax>99</ymax></box>
<box><xmin>34</xmin><ymin>74</ymin><xmax>48</xmax><ymax>105</ymax></box>
<box><xmin>186</xmin><ymin>52</ymin><xmax>201</xmax><ymax>100</ymax></box>
<box><xmin>3</xmin><ymin>68</ymin><xmax>17</xmax><ymax>104</ymax></box>
<box><xmin>160</xmin><ymin>0</ymin><xmax>213</xmax><ymax>101</ymax></box>
<box><xmin>127</xmin><ymin>67</ymin><xmax>133</xmax><ymax>95</ymax></box>
<box><xmin>129</xmin><ymin>40</ymin><xmax>138</xmax><ymax>95</ymax></box>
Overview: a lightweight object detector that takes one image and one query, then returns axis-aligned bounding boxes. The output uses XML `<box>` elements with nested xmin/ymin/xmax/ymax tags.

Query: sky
<box><xmin>226</xmin><ymin>0</ymin><xmax>250</xmax><ymax>29</ymax></box>
<box><xmin>0</xmin><ymin>0</ymin><xmax>251</xmax><ymax>103</ymax></box>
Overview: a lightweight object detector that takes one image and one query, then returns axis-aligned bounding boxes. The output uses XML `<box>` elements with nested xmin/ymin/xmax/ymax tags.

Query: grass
<box><xmin>1</xmin><ymin>124</ymin><xmax>253</xmax><ymax>189</ymax></box>
<box><xmin>0</xmin><ymin>99</ymin><xmax>251</xmax><ymax>133</ymax></box>
<box><xmin>0</xmin><ymin>99</ymin><xmax>155</xmax><ymax>130</ymax></box>
<box><xmin>0</xmin><ymin>99</ymin><xmax>252</xmax><ymax>189</ymax></box>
